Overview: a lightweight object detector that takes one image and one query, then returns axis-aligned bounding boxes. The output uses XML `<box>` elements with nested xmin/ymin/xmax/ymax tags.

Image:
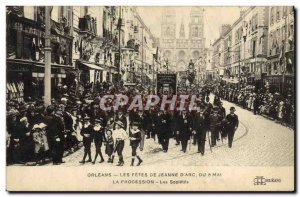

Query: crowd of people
<box><xmin>7</xmin><ymin>81</ymin><xmax>241</xmax><ymax>166</ymax></box>
<box><xmin>214</xmin><ymin>85</ymin><xmax>294</xmax><ymax>128</ymax></box>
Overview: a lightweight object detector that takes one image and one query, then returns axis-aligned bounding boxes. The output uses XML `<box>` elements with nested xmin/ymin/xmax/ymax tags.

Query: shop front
<box><xmin>7</xmin><ymin>59</ymin><xmax>70</xmax><ymax>101</ymax></box>
<box><xmin>6</xmin><ymin>8</ymin><xmax>74</xmax><ymax>101</ymax></box>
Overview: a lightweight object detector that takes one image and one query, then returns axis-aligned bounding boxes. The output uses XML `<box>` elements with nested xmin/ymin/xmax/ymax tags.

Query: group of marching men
<box><xmin>7</xmin><ymin>92</ymin><xmax>239</xmax><ymax>166</ymax></box>
<box><xmin>78</xmin><ymin>96</ymin><xmax>239</xmax><ymax>167</ymax></box>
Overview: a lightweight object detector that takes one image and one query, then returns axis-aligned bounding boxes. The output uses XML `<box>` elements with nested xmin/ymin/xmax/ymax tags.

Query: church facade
<box><xmin>160</xmin><ymin>7</ymin><xmax>206</xmax><ymax>73</ymax></box>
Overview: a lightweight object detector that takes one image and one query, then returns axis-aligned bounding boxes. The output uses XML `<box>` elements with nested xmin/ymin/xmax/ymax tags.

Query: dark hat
<box><xmin>132</xmin><ymin>121</ymin><xmax>140</xmax><ymax>126</ymax></box>
<box><xmin>95</xmin><ymin>118</ymin><xmax>104</xmax><ymax>123</ymax></box>
<box><xmin>230</xmin><ymin>107</ymin><xmax>236</xmax><ymax>111</ymax></box>
<box><xmin>46</xmin><ymin>105</ymin><xmax>55</xmax><ymax>114</ymax></box>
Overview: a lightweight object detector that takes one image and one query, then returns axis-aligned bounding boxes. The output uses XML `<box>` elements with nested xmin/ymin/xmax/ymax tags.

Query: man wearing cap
<box><xmin>92</xmin><ymin>118</ymin><xmax>106</xmax><ymax>164</ymax></box>
<box><xmin>44</xmin><ymin>105</ymin><xmax>65</xmax><ymax>165</ymax></box>
<box><xmin>79</xmin><ymin>116</ymin><xmax>93</xmax><ymax>164</ymax></box>
<box><xmin>225</xmin><ymin>107</ymin><xmax>239</xmax><ymax>148</ymax></box>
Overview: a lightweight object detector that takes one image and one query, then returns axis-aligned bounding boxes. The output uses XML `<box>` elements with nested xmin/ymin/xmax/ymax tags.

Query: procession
<box><xmin>6</xmin><ymin>81</ymin><xmax>240</xmax><ymax>166</ymax></box>
<box><xmin>6</xmin><ymin>6</ymin><xmax>294</xmax><ymax>169</ymax></box>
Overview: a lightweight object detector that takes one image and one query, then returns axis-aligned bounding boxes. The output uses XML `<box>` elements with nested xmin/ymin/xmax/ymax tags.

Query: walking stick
<box><xmin>207</xmin><ymin>130</ymin><xmax>212</xmax><ymax>153</ymax></box>
<box><xmin>189</xmin><ymin>134</ymin><xmax>192</xmax><ymax>151</ymax></box>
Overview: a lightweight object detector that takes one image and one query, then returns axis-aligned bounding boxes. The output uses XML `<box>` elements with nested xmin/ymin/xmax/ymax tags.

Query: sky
<box><xmin>137</xmin><ymin>6</ymin><xmax>247</xmax><ymax>47</ymax></box>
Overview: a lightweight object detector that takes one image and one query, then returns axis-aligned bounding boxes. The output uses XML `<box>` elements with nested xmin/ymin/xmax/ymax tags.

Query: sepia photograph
<box><xmin>5</xmin><ymin>5</ymin><xmax>295</xmax><ymax>192</ymax></box>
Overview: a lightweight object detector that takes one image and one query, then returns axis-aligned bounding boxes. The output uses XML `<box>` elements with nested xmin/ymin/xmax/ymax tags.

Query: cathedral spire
<box><xmin>179</xmin><ymin>18</ymin><xmax>185</xmax><ymax>38</ymax></box>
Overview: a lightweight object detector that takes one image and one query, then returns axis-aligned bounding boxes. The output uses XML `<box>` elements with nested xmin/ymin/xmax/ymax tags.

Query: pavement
<box><xmin>45</xmin><ymin>95</ymin><xmax>294</xmax><ymax>167</ymax></box>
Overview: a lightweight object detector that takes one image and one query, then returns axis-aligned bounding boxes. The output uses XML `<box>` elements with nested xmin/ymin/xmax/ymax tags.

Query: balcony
<box><xmin>78</xmin><ymin>15</ymin><xmax>97</xmax><ymax>36</ymax></box>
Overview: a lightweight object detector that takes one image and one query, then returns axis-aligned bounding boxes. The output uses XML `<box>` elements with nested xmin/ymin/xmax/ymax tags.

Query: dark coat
<box><xmin>92</xmin><ymin>126</ymin><xmax>106</xmax><ymax>143</ymax></box>
<box><xmin>225</xmin><ymin>113</ymin><xmax>239</xmax><ymax>132</ymax></box>
<box><xmin>44</xmin><ymin>114</ymin><xmax>65</xmax><ymax>143</ymax></box>
<box><xmin>145</xmin><ymin>110</ymin><xmax>158</xmax><ymax>132</ymax></box>
<box><xmin>105</xmin><ymin>136</ymin><xmax>114</xmax><ymax>155</ymax></box>
<box><xmin>129</xmin><ymin>130</ymin><xmax>141</xmax><ymax>147</ymax></box>
<box><xmin>192</xmin><ymin>113</ymin><xmax>206</xmax><ymax>140</ymax></box>
<box><xmin>81</xmin><ymin>124</ymin><xmax>93</xmax><ymax>143</ymax></box>
<box><xmin>178</xmin><ymin>113</ymin><xmax>192</xmax><ymax>141</ymax></box>
<box><xmin>130</xmin><ymin>113</ymin><xmax>147</xmax><ymax>130</ymax></box>
<box><xmin>114</xmin><ymin>115</ymin><xmax>127</xmax><ymax>130</ymax></box>
<box><xmin>157</xmin><ymin>112</ymin><xmax>172</xmax><ymax>138</ymax></box>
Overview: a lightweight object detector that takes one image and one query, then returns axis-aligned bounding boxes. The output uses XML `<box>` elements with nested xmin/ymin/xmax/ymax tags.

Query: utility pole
<box><xmin>141</xmin><ymin>26</ymin><xmax>144</xmax><ymax>84</ymax></box>
<box><xmin>44</xmin><ymin>6</ymin><xmax>52</xmax><ymax>106</ymax></box>
<box><xmin>118</xmin><ymin>6</ymin><xmax>122</xmax><ymax>85</ymax></box>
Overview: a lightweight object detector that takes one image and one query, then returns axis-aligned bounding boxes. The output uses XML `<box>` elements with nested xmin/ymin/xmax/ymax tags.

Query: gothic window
<box><xmin>178</xmin><ymin>50</ymin><xmax>185</xmax><ymax>59</ymax></box>
<box><xmin>192</xmin><ymin>26</ymin><xmax>199</xmax><ymax>37</ymax></box>
<box><xmin>192</xmin><ymin>51</ymin><xmax>200</xmax><ymax>59</ymax></box>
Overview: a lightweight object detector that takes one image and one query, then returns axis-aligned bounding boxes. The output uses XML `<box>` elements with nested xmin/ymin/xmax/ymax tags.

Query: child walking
<box><xmin>129</xmin><ymin>122</ymin><xmax>143</xmax><ymax>166</ymax></box>
<box><xmin>105</xmin><ymin>129</ymin><xmax>114</xmax><ymax>163</ymax></box>
<box><xmin>112</xmin><ymin>121</ymin><xmax>128</xmax><ymax>166</ymax></box>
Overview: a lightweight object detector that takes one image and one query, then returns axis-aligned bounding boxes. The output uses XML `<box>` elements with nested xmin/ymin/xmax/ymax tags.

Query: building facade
<box><xmin>6</xmin><ymin>6</ymin><xmax>160</xmax><ymax>101</ymax></box>
<box><xmin>211</xmin><ymin>7</ymin><xmax>279</xmax><ymax>92</ymax></box>
<box><xmin>160</xmin><ymin>7</ymin><xmax>206</xmax><ymax>78</ymax></box>
<box><xmin>266</xmin><ymin>6</ymin><xmax>294</xmax><ymax>95</ymax></box>
<box><xmin>7</xmin><ymin>6</ymin><xmax>74</xmax><ymax>101</ymax></box>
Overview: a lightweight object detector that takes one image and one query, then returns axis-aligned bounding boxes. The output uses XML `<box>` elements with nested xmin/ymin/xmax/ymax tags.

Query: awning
<box><xmin>79</xmin><ymin>61</ymin><xmax>104</xmax><ymax>70</ymax></box>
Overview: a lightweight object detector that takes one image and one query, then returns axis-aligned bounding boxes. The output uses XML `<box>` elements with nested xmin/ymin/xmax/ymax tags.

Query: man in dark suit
<box><xmin>209</xmin><ymin>107</ymin><xmax>222</xmax><ymax>147</ymax></box>
<box><xmin>192</xmin><ymin>108</ymin><xmax>207</xmax><ymax>155</ymax></box>
<box><xmin>44</xmin><ymin>105</ymin><xmax>65</xmax><ymax>165</ymax></box>
<box><xmin>226</xmin><ymin>107</ymin><xmax>239</xmax><ymax>148</ymax></box>
<box><xmin>177</xmin><ymin>110</ymin><xmax>192</xmax><ymax>153</ymax></box>
<box><xmin>157</xmin><ymin>110</ymin><xmax>171</xmax><ymax>152</ymax></box>
<box><xmin>145</xmin><ymin>106</ymin><xmax>158</xmax><ymax>141</ymax></box>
